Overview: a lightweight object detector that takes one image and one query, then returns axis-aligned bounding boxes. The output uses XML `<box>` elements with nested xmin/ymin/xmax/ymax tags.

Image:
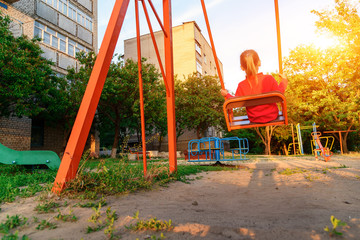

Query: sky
<box><xmin>97</xmin><ymin>0</ymin><xmax>337</xmax><ymax>91</ymax></box>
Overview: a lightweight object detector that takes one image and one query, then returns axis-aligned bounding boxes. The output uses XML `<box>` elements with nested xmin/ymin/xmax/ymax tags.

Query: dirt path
<box><xmin>1</xmin><ymin>155</ymin><xmax>360</xmax><ymax>239</ymax></box>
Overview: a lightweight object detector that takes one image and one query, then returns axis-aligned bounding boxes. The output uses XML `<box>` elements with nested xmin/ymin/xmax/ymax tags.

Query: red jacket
<box><xmin>226</xmin><ymin>73</ymin><xmax>286</xmax><ymax>123</ymax></box>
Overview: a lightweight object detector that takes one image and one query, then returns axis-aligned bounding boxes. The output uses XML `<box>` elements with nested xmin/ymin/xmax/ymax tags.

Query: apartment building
<box><xmin>124</xmin><ymin>21</ymin><xmax>224</xmax><ymax>151</ymax></box>
<box><xmin>0</xmin><ymin>0</ymin><xmax>98</xmax><ymax>155</ymax></box>
<box><xmin>124</xmin><ymin>21</ymin><xmax>223</xmax><ymax>80</ymax></box>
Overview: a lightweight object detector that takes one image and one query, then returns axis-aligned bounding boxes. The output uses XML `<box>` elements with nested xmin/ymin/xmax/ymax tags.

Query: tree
<box><xmin>98</xmin><ymin>57</ymin><xmax>162</xmax><ymax>157</ymax></box>
<box><xmin>175</xmin><ymin>74</ymin><xmax>225</xmax><ymax>139</ymax></box>
<box><xmin>68</xmin><ymin>53</ymin><xmax>164</xmax><ymax>158</ymax></box>
<box><xmin>0</xmin><ymin>14</ymin><xmax>59</xmax><ymax>118</ymax></box>
<box><xmin>283</xmin><ymin>0</ymin><xmax>360</xmax><ymax>153</ymax></box>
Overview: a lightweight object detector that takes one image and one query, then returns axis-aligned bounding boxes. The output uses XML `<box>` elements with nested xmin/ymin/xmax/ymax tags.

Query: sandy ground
<box><xmin>1</xmin><ymin>155</ymin><xmax>360</xmax><ymax>240</ymax></box>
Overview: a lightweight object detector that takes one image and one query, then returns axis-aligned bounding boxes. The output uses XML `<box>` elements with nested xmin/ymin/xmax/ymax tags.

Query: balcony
<box><xmin>4</xmin><ymin>0</ymin><xmax>20</xmax><ymax>3</ymax></box>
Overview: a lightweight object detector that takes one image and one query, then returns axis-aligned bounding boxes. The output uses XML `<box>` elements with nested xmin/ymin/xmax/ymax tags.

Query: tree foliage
<box><xmin>283</xmin><ymin>0</ymin><xmax>360</xmax><ymax>153</ymax></box>
<box><xmin>0</xmin><ymin>14</ymin><xmax>60</xmax><ymax>118</ymax></box>
<box><xmin>175</xmin><ymin>74</ymin><xmax>225</xmax><ymax>139</ymax></box>
<box><xmin>67</xmin><ymin>54</ymin><xmax>164</xmax><ymax>157</ymax></box>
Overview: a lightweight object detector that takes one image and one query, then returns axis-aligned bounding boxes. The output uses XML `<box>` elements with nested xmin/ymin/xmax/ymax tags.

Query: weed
<box><xmin>0</xmin><ymin>215</ymin><xmax>28</xmax><ymax>234</ymax></box>
<box><xmin>126</xmin><ymin>211</ymin><xmax>173</xmax><ymax>231</ymax></box>
<box><xmin>104</xmin><ymin>217</ymin><xmax>115</xmax><ymax>239</ymax></box>
<box><xmin>75</xmin><ymin>197</ymin><xmax>107</xmax><ymax>208</ymax></box>
<box><xmin>54</xmin><ymin>209</ymin><xmax>78</xmax><ymax>222</ymax></box>
<box><xmin>278</xmin><ymin>168</ymin><xmax>307</xmax><ymax>175</ymax></box>
<box><xmin>1</xmin><ymin>231</ymin><xmax>30</xmax><ymax>240</ymax></box>
<box><xmin>356</xmin><ymin>175</ymin><xmax>360</xmax><ymax>180</ymax></box>
<box><xmin>32</xmin><ymin>216</ymin><xmax>39</xmax><ymax>223</ymax></box>
<box><xmin>150</xmin><ymin>233</ymin><xmax>166</xmax><ymax>240</ymax></box>
<box><xmin>34</xmin><ymin>201</ymin><xmax>60</xmax><ymax>213</ymax></box>
<box><xmin>86</xmin><ymin>206</ymin><xmax>118</xmax><ymax>239</ymax></box>
<box><xmin>324</xmin><ymin>215</ymin><xmax>347</xmax><ymax>236</ymax></box>
<box><xmin>87</xmin><ymin>224</ymin><xmax>105</xmax><ymax>233</ymax></box>
<box><xmin>36</xmin><ymin>220</ymin><xmax>57</xmax><ymax>230</ymax></box>
<box><xmin>305</xmin><ymin>174</ymin><xmax>319</xmax><ymax>182</ymax></box>
<box><xmin>88</xmin><ymin>203</ymin><xmax>102</xmax><ymax>224</ymax></box>
<box><xmin>106</xmin><ymin>207</ymin><xmax>118</xmax><ymax>222</ymax></box>
<box><xmin>104</xmin><ymin>207</ymin><xmax>118</xmax><ymax>239</ymax></box>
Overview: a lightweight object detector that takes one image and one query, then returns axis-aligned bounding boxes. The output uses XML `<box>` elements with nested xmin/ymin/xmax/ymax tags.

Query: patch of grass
<box><xmin>126</xmin><ymin>211</ymin><xmax>173</xmax><ymax>231</ymax></box>
<box><xmin>0</xmin><ymin>164</ymin><xmax>57</xmax><ymax>204</ymax></box>
<box><xmin>36</xmin><ymin>220</ymin><xmax>57</xmax><ymax>230</ymax></box>
<box><xmin>175</xmin><ymin>165</ymin><xmax>236</xmax><ymax>183</ymax></box>
<box><xmin>0</xmin><ymin>215</ymin><xmax>28</xmax><ymax>234</ymax></box>
<box><xmin>278</xmin><ymin>168</ymin><xmax>307</xmax><ymax>175</ymax></box>
<box><xmin>34</xmin><ymin>201</ymin><xmax>61</xmax><ymax>213</ymax></box>
<box><xmin>1</xmin><ymin>231</ymin><xmax>30</xmax><ymax>240</ymax></box>
<box><xmin>2</xmin><ymin>156</ymin><xmax>242</xmax><ymax>204</ymax></box>
<box><xmin>324</xmin><ymin>215</ymin><xmax>347</xmax><ymax>236</ymax></box>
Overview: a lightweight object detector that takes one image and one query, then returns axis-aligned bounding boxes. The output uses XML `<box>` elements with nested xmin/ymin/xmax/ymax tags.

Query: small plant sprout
<box><xmin>36</xmin><ymin>220</ymin><xmax>57</xmax><ymax>230</ymax></box>
<box><xmin>55</xmin><ymin>208</ymin><xmax>78</xmax><ymax>222</ymax></box>
<box><xmin>324</xmin><ymin>215</ymin><xmax>348</xmax><ymax>236</ymax></box>
<box><xmin>88</xmin><ymin>202</ymin><xmax>103</xmax><ymax>224</ymax></box>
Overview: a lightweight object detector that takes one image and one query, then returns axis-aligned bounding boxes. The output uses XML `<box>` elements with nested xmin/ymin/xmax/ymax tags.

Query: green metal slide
<box><xmin>0</xmin><ymin>142</ymin><xmax>60</xmax><ymax>170</ymax></box>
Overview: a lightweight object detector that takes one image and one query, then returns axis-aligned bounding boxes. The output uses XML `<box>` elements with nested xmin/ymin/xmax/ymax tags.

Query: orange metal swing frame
<box><xmin>52</xmin><ymin>0</ymin><xmax>286</xmax><ymax>193</ymax></box>
<box><xmin>52</xmin><ymin>0</ymin><xmax>177</xmax><ymax>193</ymax></box>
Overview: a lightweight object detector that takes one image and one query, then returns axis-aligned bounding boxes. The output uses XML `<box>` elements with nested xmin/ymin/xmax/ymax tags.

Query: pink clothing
<box><xmin>226</xmin><ymin>73</ymin><xmax>286</xmax><ymax>123</ymax></box>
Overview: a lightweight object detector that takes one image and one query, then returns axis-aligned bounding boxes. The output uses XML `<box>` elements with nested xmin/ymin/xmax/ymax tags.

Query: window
<box><xmin>195</xmin><ymin>41</ymin><xmax>201</xmax><ymax>55</ymax></box>
<box><xmin>41</xmin><ymin>0</ymin><xmax>93</xmax><ymax>31</ymax></box>
<box><xmin>196</xmin><ymin>60</ymin><xmax>202</xmax><ymax>74</ymax></box>
<box><xmin>34</xmin><ymin>21</ymin><xmax>91</xmax><ymax>57</ymax></box>
<box><xmin>203</xmin><ymin>54</ymin><xmax>207</xmax><ymax>64</ymax></box>
<box><xmin>68</xmin><ymin>39</ymin><xmax>75</xmax><ymax>56</ymax></box>
<box><xmin>43</xmin><ymin>32</ymin><xmax>50</xmax><ymax>45</ymax></box>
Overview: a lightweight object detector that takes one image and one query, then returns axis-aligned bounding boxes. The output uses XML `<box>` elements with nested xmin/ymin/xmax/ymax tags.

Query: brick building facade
<box><xmin>0</xmin><ymin>0</ymin><xmax>98</xmax><ymax>156</ymax></box>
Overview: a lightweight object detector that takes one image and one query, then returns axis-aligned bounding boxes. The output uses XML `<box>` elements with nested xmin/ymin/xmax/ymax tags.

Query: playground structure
<box><xmin>312</xmin><ymin>124</ymin><xmax>333</xmax><ymax>162</ymax></box>
<box><xmin>186</xmin><ymin>137</ymin><xmax>249</xmax><ymax>162</ymax></box>
<box><xmin>288</xmin><ymin>123</ymin><xmax>334</xmax><ymax>156</ymax></box>
<box><xmin>51</xmin><ymin>0</ymin><xmax>286</xmax><ymax>193</ymax></box>
<box><xmin>0</xmin><ymin>142</ymin><xmax>60</xmax><ymax>170</ymax></box>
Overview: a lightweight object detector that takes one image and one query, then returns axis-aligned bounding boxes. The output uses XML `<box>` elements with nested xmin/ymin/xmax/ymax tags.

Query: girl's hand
<box><xmin>279</xmin><ymin>73</ymin><xmax>288</xmax><ymax>89</ymax></box>
<box><xmin>220</xmin><ymin>89</ymin><xmax>228</xmax><ymax>97</ymax></box>
<box><xmin>279</xmin><ymin>73</ymin><xmax>287</xmax><ymax>79</ymax></box>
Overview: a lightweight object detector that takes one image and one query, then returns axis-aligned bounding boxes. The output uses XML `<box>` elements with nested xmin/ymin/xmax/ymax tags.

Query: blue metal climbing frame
<box><xmin>187</xmin><ymin>137</ymin><xmax>249</xmax><ymax>163</ymax></box>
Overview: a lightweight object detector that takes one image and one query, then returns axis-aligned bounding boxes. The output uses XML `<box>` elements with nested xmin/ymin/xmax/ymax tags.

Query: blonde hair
<box><xmin>240</xmin><ymin>50</ymin><xmax>260</xmax><ymax>89</ymax></box>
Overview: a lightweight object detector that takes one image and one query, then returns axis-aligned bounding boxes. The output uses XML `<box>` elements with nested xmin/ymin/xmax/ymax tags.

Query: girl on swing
<box><xmin>221</xmin><ymin>49</ymin><xmax>288</xmax><ymax>123</ymax></box>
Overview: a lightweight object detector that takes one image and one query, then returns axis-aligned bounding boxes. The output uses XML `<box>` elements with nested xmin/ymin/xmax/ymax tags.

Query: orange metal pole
<box><xmin>135</xmin><ymin>0</ymin><xmax>147</xmax><ymax>175</ymax></box>
<box><xmin>52</xmin><ymin>0</ymin><xmax>130</xmax><ymax>193</ymax></box>
<box><xmin>141</xmin><ymin>0</ymin><xmax>169</xmax><ymax>95</ymax></box>
<box><xmin>147</xmin><ymin>0</ymin><xmax>168</xmax><ymax>38</ymax></box>
<box><xmin>274</xmin><ymin>0</ymin><xmax>283</xmax><ymax>74</ymax></box>
<box><xmin>163</xmin><ymin>0</ymin><xmax>177</xmax><ymax>173</ymax></box>
<box><xmin>200</xmin><ymin>0</ymin><xmax>224</xmax><ymax>90</ymax></box>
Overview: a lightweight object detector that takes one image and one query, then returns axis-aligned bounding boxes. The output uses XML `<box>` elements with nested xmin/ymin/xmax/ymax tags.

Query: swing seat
<box><xmin>223</xmin><ymin>91</ymin><xmax>288</xmax><ymax>131</ymax></box>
